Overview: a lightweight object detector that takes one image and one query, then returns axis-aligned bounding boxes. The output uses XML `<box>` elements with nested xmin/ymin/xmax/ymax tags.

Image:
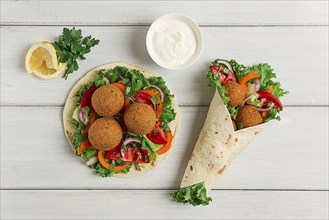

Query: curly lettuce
<box><xmin>171</xmin><ymin>182</ymin><xmax>212</xmax><ymax>206</ymax></box>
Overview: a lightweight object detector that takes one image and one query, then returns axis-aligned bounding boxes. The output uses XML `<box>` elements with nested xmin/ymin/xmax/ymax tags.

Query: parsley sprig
<box><xmin>52</xmin><ymin>27</ymin><xmax>100</xmax><ymax>79</ymax></box>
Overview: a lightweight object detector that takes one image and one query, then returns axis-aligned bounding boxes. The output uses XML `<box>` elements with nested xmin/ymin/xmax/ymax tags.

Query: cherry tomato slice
<box><xmin>146</xmin><ymin>123</ymin><xmax>167</xmax><ymax>145</ymax></box>
<box><xmin>80</xmin><ymin>86</ymin><xmax>99</xmax><ymax>109</ymax></box>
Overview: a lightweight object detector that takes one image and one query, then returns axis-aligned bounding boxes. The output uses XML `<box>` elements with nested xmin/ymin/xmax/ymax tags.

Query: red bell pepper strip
<box><xmin>257</xmin><ymin>91</ymin><xmax>283</xmax><ymax>109</ymax></box>
<box><xmin>80</xmin><ymin>86</ymin><xmax>99</xmax><ymax>109</ymax></box>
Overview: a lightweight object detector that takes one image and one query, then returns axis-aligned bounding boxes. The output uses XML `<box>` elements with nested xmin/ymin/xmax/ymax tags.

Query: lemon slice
<box><xmin>25</xmin><ymin>42</ymin><xmax>66</xmax><ymax>80</ymax></box>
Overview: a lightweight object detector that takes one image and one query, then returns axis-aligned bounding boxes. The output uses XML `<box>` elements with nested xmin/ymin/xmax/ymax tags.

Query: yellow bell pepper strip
<box><xmin>111</xmin><ymin>82</ymin><xmax>126</xmax><ymax>94</ymax></box>
<box><xmin>76</xmin><ymin>138</ymin><xmax>92</xmax><ymax>156</ymax></box>
<box><xmin>156</xmin><ymin>132</ymin><xmax>173</xmax><ymax>155</ymax></box>
<box><xmin>261</xmin><ymin>111</ymin><xmax>268</xmax><ymax>118</ymax></box>
<box><xmin>123</xmin><ymin>98</ymin><xmax>131</xmax><ymax>110</ymax></box>
<box><xmin>266</xmin><ymin>85</ymin><xmax>274</xmax><ymax>93</ymax></box>
<box><xmin>238</xmin><ymin>72</ymin><xmax>260</xmax><ymax>93</ymax></box>
<box><xmin>77</xmin><ymin>148</ymin><xmax>83</xmax><ymax>156</ymax></box>
<box><xmin>113</xmin><ymin>162</ymin><xmax>131</xmax><ymax>172</ymax></box>
<box><xmin>98</xmin><ymin>150</ymin><xmax>111</xmax><ymax>169</ymax></box>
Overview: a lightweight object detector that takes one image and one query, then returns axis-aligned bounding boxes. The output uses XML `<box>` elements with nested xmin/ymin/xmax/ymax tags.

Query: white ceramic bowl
<box><xmin>146</xmin><ymin>14</ymin><xmax>203</xmax><ymax>70</ymax></box>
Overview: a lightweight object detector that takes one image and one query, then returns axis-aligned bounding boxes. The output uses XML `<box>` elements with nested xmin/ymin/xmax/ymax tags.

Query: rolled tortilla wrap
<box><xmin>175</xmin><ymin>89</ymin><xmax>263</xmax><ymax>204</ymax></box>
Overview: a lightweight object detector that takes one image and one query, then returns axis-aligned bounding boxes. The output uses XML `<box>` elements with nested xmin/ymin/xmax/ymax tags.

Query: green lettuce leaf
<box><xmin>141</xmin><ymin>136</ymin><xmax>158</xmax><ymax>161</ymax></box>
<box><xmin>81</xmin><ymin>149</ymin><xmax>97</xmax><ymax>161</ymax></box>
<box><xmin>246</xmin><ymin>93</ymin><xmax>262</xmax><ymax>107</ymax></box>
<box><xmin>72</xmin><ymin>132</ymin><xmax>87</xmax><ymax>149</ymax></box>
<box><xmin>106</xmin><ymin>66</ymin><xmax>128</xmax><ymax>83</ymax></box>
<box><xmin>171</xmin><ymin>182</ymin><xmax>212</xmax><ymax>206</ymax></box>
<box><xmin>95</xmin><ymin>163</ymin><xmax>115</xmax><ymax>177</ymax></box>
<box><xmin>72</xmin><ymin>118</ymin><xmax>85</xmax><ymax>132</ymax></box>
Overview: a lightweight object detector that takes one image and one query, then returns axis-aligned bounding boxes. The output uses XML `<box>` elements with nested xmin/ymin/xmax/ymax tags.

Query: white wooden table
<box><xmin>1</xmin><ymin>1</ymin><xmax>328</xmax><ymax>219</ymax></box>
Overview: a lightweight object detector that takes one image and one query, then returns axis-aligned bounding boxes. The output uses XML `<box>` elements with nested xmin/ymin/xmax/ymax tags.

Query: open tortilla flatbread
<box><xmin>63</xmin><ymin>62</ymin><xmax>180</xmax><ymax>178</ymax></box>
<box><xmin>180</xmin><ymin>89</ymin><xmax>263</xmax><ymax>191</ymax></box>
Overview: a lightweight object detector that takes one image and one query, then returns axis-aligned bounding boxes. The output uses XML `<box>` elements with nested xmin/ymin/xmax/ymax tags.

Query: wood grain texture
<box><xmin>1</xmin><ymin>1</ymin><xmax>328</xmax><ymax>219</ymax></box>
<box><xmin>1</xmin><ymin>1</ymin><xmax>328</xmax><ymax>25</ymax></box>
<box><xmin>1</xmin><ymin>26</ymin><xmax>328</xmax><ymax>106</ymax></box>
<box><xmin>1</xmin><ymin>190</ymin><xmax>328</xmax><ymax>220</ymax></box>
<box><xmin>1</xmin><ymin>106</ymin><xmax>328</xmax><ymax>190</ymax></box>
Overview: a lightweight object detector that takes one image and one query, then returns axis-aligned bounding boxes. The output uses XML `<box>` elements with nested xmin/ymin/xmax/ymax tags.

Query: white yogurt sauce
<box><xmin>151</xmin><ymin>19</ymin><xmax>197</xmax><ymax>67</ymax></box>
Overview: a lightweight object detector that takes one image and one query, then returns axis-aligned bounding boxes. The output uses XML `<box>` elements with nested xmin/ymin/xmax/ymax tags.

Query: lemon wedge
<box><xmin>25</xmin><ymin>42</ymin><xmax>66</xmax><ymax>80</ymax></box>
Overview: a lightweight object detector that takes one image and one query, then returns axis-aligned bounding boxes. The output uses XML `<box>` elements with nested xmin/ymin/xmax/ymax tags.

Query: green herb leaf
<box><xmin>141</xmin><ymin>137</ymin><xmax>157</xmax><ymax>161</ymax></box>
<box><xmin>53</xmin><ymin>27</ymin><xmax>100</xmax><ymax>79</ymax></box>
<box><xmin>171</xmin><ymin>182</ymin><xmax>212</xmax><ymax>206</ymax></box>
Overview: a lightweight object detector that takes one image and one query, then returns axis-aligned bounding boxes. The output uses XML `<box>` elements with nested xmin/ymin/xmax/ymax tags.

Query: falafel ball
<box><xmin>223</xmin><ymin>81</ymin><xmax>246</xmax><ymax>107</ymax></box>
<box><xmin>123</xmin><ymin>103</ymin><xmax>156</xmax><ymax>135</ymax></box>
<box><xmin>236</xmin><ymin>105</ymin><xmax>262</xmax><ymax>128</ymax></box>
<box><xmin>91</xmin><ymin>84</ymin><xmax>124</xmax><ymax>116</ymax></box>
<box><xmin>88</xmin><ymin>118</ymin><xmax>123</xmax><ymax>150</ymax></box>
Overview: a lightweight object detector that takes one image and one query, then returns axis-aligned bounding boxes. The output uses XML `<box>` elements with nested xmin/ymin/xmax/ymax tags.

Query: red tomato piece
<box><xmin>105</xmin><ymin>143</ymin><xmax>122</xmax><ymax>160</ymax></box>
<box><xmin>146</xmin><ymin>123</ymin><xmax>167</xmax><ymax>145</ymax></box>
<box><xmin>132</xmin><ymin>91</ymin><xmax>155</xmax><ymax>110</ymax></box>
<box><xmin>106</xmin><ymin>141</ymin><xmax>150</xmax><ymax>163</ymax></box>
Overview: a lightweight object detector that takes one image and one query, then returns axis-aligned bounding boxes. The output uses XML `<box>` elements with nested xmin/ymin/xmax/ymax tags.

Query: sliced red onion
<box><xmin>241</xmin><ymin>94</ymin><xmax>253</xmax><ymax>106</ymax></box>
<box><xmin>215</xmin><ymin>59</ymin><xmax>234</xmax><ymax>73</ymax></box>
<box><xmin>116</xmin><ymin>76</ymin><xmax>124</xmax><ymax>83</ymax></box>
<box><xmin>145</xmin><ymin>84</ymin><xmax>165</xmax><ymax>102</ymax></box>
<box><xmin>123</xmin><ymin>138</ymin><xmax>142</xmax><ymax>146</ymax></box>
<box><xmin>247</xmin><ymin>83</ymin><xmax>256</xmax><ymax>94</ymax></box>
<box><xmin>260</xmin><ymin>98</ymin><xmax>267</xmax><ymax>106</ymax></box>
<box><xmin>79</xmin><ymin>110</ymin><xmax>87</xmax><ymax>125</ymax></box>
<box><xmin>86</xmin><ymin>156</ymin><xmax>98</xmax><ymax>166</ymax></box>
<box><xmin>256</xmin><ymin>103</ymin><xmax>274</xmax><ymax>112</ymax></box>
<box><xmin>254</xmin><ymin>79</ymin><xmax>260</xmax><ymax>92</ymax></box>
<box><xmin>103</xmin><ymin>77</ymin><xmax>110</xmax><ymax>84</ymax></box>
<box><xmin>121</xmin><ymin>138</ymin><xmax>142</xmax><ymax>157</ymax></box>
<box><xmin>134</xmin><ymin>163</ymin><xmax>141</xmax><ymax>171</ymax></box>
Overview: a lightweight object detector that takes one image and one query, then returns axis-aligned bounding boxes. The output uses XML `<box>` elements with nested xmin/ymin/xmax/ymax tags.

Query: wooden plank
<box><xmin>1</xmin><ymin>106</ymin><xmax>328</xmax><ymax>190</ymax></box>
<box><xmin>1</xmin><ymin>190</ymin><xmax>328</xmax><ymax>219</ymax></box>
<box><xmin>1</xmin><ymin>26</ymin><xmax>328</xmax><ymax>106</ymax></box>
<box><xmin>1</xmin><ymin>1</ymin><xmax>328</xmax><ymax>25</ymax></box>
